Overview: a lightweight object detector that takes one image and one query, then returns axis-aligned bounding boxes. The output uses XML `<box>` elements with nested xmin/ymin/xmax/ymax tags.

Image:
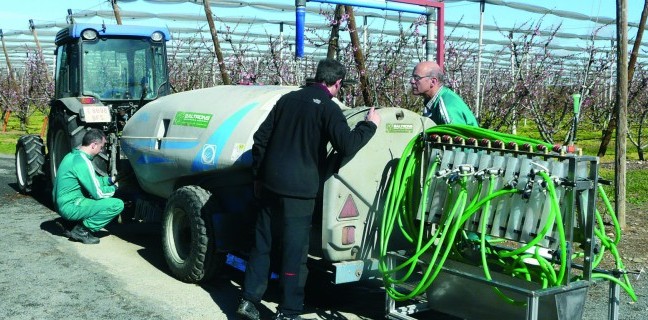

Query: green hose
<box><xmin>379</xmin><ymin>124</ymin><xmax>636</xmax><ymax>303</ymax></box>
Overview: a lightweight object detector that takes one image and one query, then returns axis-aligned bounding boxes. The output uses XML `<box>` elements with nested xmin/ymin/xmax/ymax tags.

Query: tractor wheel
<box><xmin>47</xmin><ymin>109</ymin><xmax>109</xmax><ymax>181</ymax></box>
<box><xmin>15</xmin><ymin>135</ymin><xmax>46</xmax><ymax>194</ymax></box>
<box><xmin>162</xmin><ymin>185</ymin><xmax>224</xmax><ymax>283</ymax></box>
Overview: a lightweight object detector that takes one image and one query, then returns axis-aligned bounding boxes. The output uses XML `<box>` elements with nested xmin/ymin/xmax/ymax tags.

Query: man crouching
<box><xmin>53</xmin><ymin>129</ymin><xmax>123</xmax><ymax>244</ymax></box>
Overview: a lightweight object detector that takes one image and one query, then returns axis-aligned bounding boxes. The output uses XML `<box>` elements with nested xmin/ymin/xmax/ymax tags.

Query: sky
<box><xmin>0</xmin><ymin>0</ymin><xmax>644</xmax><ymax>35</ymax></box>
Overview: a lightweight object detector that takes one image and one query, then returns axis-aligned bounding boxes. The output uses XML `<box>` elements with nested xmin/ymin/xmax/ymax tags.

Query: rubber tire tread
<box><xmin>15</xmin><ymin>135</ymin><xmax>46</xmax><ymax>194</ymax></box>
<box><xmin>162</xmin><ymin>185</ymin><xmax>223</xmax><ymax>283</ymax></box>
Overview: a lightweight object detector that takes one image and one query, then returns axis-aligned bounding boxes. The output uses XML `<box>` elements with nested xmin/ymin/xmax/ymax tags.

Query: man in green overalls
<box><xmin>410</xmin><ymin>61</ymin><xmax>478</xmax><ymax>126</ymax></box>
<box><xmin>53</xmin><ymin>129</ymin><xmax>123</xmax><ymax>244</ymax></box>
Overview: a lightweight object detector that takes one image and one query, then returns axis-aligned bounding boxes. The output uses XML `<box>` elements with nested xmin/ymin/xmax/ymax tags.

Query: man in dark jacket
<box><xmin>237</xmin><ymin>58</ymin><xmax>381</xmax><ymax>320</ymax></box>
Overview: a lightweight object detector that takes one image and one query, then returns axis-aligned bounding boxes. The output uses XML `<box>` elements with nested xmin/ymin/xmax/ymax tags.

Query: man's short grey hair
<box><xmin>428</xmin><ymin>69</ymin><xmax>445</xmax><ymax>84</ymax></box>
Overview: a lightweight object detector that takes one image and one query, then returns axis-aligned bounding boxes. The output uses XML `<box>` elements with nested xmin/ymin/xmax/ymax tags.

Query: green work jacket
<box><xmin>423</xmin><ymin>86</ymin><xmax>478</xmax><ymax>126</ymax></box>
<box><xmin>53</xmin><ymin>149</ymin><xmax>115</xmax><ymax>211</ymax></box>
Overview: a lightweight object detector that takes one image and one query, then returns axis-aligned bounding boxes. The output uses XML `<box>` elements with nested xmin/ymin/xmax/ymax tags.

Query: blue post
<box><xmin>296</xmin><ymin>0</ymin><xmax>306</xmax><ymax>58</ymax></box>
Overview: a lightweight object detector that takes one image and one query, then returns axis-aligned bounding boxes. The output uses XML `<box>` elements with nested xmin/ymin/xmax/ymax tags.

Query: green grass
<box><xmin>0</xmin><ymin>110</ymin><xmax>48</xmax><ymax>155</ymax></box>
<box><xmin>600</xmin><ymin>167</ymin><xmax>648</xmax><ymax>205</ymax></box>
<box><xmin>512</xmin><ymin>121</ymin><xmax>640</xmax><ymax>164</ymax></box>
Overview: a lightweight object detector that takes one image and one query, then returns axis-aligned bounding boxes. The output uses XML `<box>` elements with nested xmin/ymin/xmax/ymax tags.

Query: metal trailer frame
<box><xmin>385</xmin><ymin>141</ymin><xmax>621</xmax><ymax>320</ymax></box>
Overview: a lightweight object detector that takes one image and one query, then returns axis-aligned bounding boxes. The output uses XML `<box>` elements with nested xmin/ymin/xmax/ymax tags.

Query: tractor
<box><xmin>15</xmin><ymin>23</ymin><xmax>170</xmax><ymax>193</ymax></box>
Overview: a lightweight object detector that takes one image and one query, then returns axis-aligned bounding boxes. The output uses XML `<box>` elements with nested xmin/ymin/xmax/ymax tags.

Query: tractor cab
<box><xmin>53</xmin><ymin>23</ymin><xmax>170</xmax><ymax>107</ymax></box>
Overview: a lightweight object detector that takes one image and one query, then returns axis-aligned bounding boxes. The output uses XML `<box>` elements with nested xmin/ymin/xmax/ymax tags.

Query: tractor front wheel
<box><xmin>15</xmin><ymin>135</ymin><xmax>46</xmax><ymax>194</ymax></box>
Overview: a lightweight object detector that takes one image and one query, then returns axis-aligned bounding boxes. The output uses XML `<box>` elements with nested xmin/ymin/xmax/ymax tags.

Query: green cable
<box><xmin>380</xmin><ymin>124</ymin><xmax>635</xmax><ymax>303</ymax></box>
<box><xmin>598</xmin><ymin>184</ymin><xmax>622</xmax><ymax>245</ymax></box>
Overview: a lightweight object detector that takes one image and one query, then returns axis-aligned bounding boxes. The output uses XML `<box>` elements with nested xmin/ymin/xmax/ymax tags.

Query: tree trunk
<box><xmin>345</xmin><ymin>6</ymin><xmax>372</xmax><ymax>107</ymax></box>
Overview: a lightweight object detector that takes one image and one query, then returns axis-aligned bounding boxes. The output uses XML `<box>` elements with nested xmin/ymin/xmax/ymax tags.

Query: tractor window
<box><xmin>55</xmin><ymin>46</ymin><xmax>69</xmax><ymax>97</ymax></box>
<box><xmin>81</xmin><ymin>38</ymin><xmax>168</xmax><ymax>100</ymax></box>
<box><xmin>55</xmin><ymin>43</ymin><xmax>80</xmax><ymax>98</ymax></box>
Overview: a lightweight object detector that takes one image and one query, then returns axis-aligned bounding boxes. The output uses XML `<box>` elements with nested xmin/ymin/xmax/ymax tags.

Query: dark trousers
<box><xmin>242</xmin><ymin>190</ymin><xmax>314</xmax><ymax>315</ymax></box>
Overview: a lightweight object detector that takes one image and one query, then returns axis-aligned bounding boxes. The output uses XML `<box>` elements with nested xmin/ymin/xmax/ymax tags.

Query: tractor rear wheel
<box><xmin>162</xmin><ymin>185</ymin><xmax>224</xmax><ymax>283</ymax></box>
<box><xmin>47</xmin><ymin>109</ymin><xmax>109</xmax><ymax>181</ymax></box>
<box><xmin>15</xmin><ymin>135</ymin><xmax>46</xmax><ymax>194</ymax></box>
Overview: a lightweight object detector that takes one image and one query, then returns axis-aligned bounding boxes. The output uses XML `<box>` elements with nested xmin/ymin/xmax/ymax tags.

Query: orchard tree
<box><xmin>0</xmin><ymin>50</ymin><xmax>52</xmax><ymax>131</ymax></box>
<box><xmin>627</xmin><ymin>64</ymin><xmax>648</xmax><ymax>160</ymax></box>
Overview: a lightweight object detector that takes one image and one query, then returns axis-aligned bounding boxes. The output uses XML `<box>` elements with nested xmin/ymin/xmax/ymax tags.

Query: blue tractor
<box><xmin>15</xmin><ymin>23</ymin><xmax>171</xmax><ymax>192</ymax></box>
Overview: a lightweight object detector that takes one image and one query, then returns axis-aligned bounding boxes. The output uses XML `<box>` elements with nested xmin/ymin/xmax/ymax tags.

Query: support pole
<box><xmin>362</xmin><ymin>16</ymin><xmax>368</xmax><ymax>52</ymax></box>
<box><xmin>296</xmin><ymin>0</ymin><xmax>306</xmax><ymax>58</ymax></box>
<box><xmin>279</xmin><ymin>22</ymin><xmax>284</xmax><ymax>85</ymax></box>
<box><xmin>203</xmin><ymin>0</ymin><xmax>231</xmax><ymax>85</ymax></box>
<box><xmin>111</xmin><ymin>0</ymin><xmax>123</xmax><ymax>25</ymax></box>
<box><xmin>345</xmin><ymin>5</ymin><xmax>372</xmax><ymax>106</ymax></box>
<box><xmin>0</xmin><ymin>29</ymin><xmax>15</xmax><ymax>83</ymax></box>
<box><xmin>615</xmin><ymin>0</ymin><xmax>628</xmax><ymax>228</ymax></box>
<box><xmin>327</xmin><ymin>5</ymin><xmax>344</xmax><ymax>59</ymax></box>
<box><xmin>474</xmin><ymin>0</ymin><xmax>485</xmax><ymax>119</ymax></box>
<box><xmin>29</xmin><ymin>20</ymin><xmax>43</xmax><ymax>54</ymax></box>
<box><xmin>425</xmin><ymin>8</ymin><xmax>435</xmax><ymax>62</ymax></box>
<box><xmin>67</xmin><ymin>9</ymin><xmax>75</xmax><ymax>24</ymax></box>
<box><xmin>29</xmin><ymin>20</ymin><xmax>50</xmax><ymax>83</ymax></box>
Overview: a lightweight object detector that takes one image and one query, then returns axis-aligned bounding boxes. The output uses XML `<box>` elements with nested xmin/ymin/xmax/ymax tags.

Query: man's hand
<box><xmin>366</xmin><ymin>107</ymin><xmax>381</xmax><ymax>126</ymax></box>
<box><xmin>109</xmin><ymin>176</ymin><xmax>119</xmax><ymax>188</ymax></box>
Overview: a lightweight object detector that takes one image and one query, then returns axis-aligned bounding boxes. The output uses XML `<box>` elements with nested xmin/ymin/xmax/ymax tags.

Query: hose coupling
<box><xmin>435</xmin><ymin>168</ymin><xmax>453</xmax><ymax>177</ymax></box>
<box><xmin>458</xmin><ymin>164</ymin><xmax>474</xmax><ymax>175</ymax></box>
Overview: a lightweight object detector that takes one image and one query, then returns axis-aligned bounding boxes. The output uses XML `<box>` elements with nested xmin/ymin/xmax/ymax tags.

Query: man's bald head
<box><xmin>410</xmin><ymin>61</ymin><xmax>444</xmax><ymax>99</ymax></box>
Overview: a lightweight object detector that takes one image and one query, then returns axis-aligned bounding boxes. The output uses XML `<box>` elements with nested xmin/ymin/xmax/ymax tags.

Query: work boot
<box><xmin>236</xmin><ymin>299</ymin><xmax>260</xmax><ymax>320</ymax></box>
<box><xmin>69</xmin><ymin>223</ymin><xmax>100</xmax><ymax>244</ymax></box>
<box><xmin>273</xmin><ymin>312</ymin><xmax>304</xmax><ymax>320</ymax></box>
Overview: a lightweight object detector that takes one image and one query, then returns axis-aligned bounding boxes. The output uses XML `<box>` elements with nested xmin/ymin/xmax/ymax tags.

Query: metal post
<box><xmin>608</xmin><ymin>281</ymin><xmax>620</xmax><ymax>320</ymax></box>
<box><xmin>474</xmin><ymin>0</ymin><xmax>485</xmax><ymax>119</ymax></box>
<box><xmin>527</xmin><ymin>295</ymin><xmax>539</xmax><ymax>320</ymax></box>
<box><xmin>67</xmin><ymin>9</ymin><xmax>75</xmax><ymax>24</ymax></box>
<box><xmin>426</xmin><ymin>8</ymin><xmax>435</xmax><ymax>62</ymax></box>
<box><xmin>279</xmin><ymin>22</ymin><xmax>284</xmax><ymax>85</ymax></box>
<box><xmin>571</xmin><ymin>93</ymin><xmax>581</xmax><ymax>146</ymax></box>
<box><xmin>362</xmin><ymin>16</ymin><xmax>368</xmax><ymax>52</ymax></box>
<box><xmin>295</xmin><ymin>0</ymin><xmax>306</xmax><ymax>58</ymax></box>
<box><xmin>385</xmin><ymin>254</ymin><xmax>396</xmax><ymax>317</ymax></box>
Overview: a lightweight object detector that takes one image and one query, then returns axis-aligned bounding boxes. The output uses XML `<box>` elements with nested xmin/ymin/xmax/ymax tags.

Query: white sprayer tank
<box><xmin>121</xmin><ymin>84</ymin><xmax>435</xmax><ymax>263</ymax></box>
<box><xmin>121</xmin><ymin>85</ymin><xmax>301</xmax><ymax>198</ymax></box>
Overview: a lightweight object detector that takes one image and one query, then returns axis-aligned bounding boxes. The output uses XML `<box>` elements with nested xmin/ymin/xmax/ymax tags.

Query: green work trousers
<box><xmin>59</xmin><ymin>197</ymin><xmax>124</xmax><ymax>232</ymax></box>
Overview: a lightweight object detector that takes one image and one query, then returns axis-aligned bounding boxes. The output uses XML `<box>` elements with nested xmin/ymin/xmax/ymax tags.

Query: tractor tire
<box><xmin>47</xmin><ymin>109</ymin><xmax>109</xmax><ymax>181</ymax></box>
<box><xmin>162</xmin><ymin>185</ymin><xmax>224</xmax><ymax>283</ymax></box>
<box><xmin>15</xmin><ymin>135</ymin><xmax>46</xmax><ymax>194</ymax></box>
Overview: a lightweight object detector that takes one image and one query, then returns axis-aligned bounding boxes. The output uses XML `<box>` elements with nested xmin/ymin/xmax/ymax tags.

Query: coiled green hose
<box><xmin>379</xmin><ymin>124</ymin><xmax>636</xmax><ymax>303</ymax></box>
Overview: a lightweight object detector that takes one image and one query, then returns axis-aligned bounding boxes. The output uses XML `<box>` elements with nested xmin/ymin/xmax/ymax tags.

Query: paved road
<box><xmin>0</xmin><ymin>153</ymin><xmax>644</xmax><ymax>320</ymax></box>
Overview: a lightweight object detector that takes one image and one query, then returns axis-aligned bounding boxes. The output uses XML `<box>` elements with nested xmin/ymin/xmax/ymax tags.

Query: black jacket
<box><xmin>252</xmin><ymin>85</ymin><xmax>377</xmax><ymax>198</ymax></box>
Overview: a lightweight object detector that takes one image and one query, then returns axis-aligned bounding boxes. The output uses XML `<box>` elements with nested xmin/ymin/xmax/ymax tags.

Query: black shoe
<box><xmin>236</xmin><ymin>299</ymin><xmax>260</xmax><ymax>320</ymax></box>
<box><xmin>69</xmin><ymin>223</ymin><xmax>100</xmax><ymax>244</ymax></box>
<box><xmin>273</xmin><ymin>312</ymin><xmax>304</xmax><ymax>320</ymax></box>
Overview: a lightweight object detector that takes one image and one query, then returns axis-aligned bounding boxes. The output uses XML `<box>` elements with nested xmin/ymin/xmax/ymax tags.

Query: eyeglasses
<box><xmin>411</xmin><ymin>74</ymin><xmax>431</xmax><ymax>82</ymax></box>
